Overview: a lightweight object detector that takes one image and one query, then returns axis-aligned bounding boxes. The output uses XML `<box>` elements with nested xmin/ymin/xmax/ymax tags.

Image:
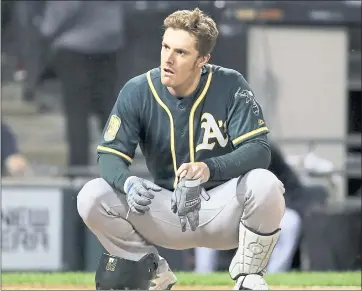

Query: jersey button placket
<box><xmin>178</xmin><ymin>103</ymin><xmax>186</xmax><ymax>136</ymax></box>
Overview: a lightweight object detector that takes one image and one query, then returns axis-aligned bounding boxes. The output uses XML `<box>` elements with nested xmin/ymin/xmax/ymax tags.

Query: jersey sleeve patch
<box><xmin>104</xmin><ymin>115</ymin><xmax>121</xmax><ymax>142</ymax></box>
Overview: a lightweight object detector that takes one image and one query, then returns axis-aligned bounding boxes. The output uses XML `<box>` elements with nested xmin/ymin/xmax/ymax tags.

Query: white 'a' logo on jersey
<box><xmin>196</xmin><ymin>113</ymin><xmax>229</xmax><ymax>152</ymax></box>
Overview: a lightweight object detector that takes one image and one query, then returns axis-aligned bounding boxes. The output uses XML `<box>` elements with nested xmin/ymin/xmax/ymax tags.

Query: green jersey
<box><xmin>97</xmin><ymin>64</ymin><xmax>269</xmax><ymax>190</ymax></box>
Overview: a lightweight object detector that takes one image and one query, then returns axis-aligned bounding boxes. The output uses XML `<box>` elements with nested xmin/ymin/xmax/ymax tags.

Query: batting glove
<box><xmin>171</xmin><ymin>178</ymin><xmax>206</xmax><ymax>232</ymax></box>
<box><xmin>124</xmin><ymin>176</ymin><xmax>162</xmax><ymax>215</ymax></box>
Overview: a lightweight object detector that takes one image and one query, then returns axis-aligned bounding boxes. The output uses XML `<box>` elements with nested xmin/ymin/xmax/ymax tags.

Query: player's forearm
<box><xmin>203</xmin><ymin>138</ymin><xmax>271</xmax><ymax>181</ymax></box>
<box><xmin>98</xmin><ymin>153</ymin><xmax>131</xmax><ymax>193</ymax></box>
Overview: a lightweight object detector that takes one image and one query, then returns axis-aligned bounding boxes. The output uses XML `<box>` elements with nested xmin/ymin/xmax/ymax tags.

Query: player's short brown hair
<box><xmin>163</xmin><ymin>8</ymin><xmax>219</xmax><ymax>57</ymax></box>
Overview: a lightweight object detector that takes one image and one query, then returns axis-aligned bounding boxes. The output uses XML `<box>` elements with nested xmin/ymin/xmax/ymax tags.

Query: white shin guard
<box><xmin>229</xmin><ymin>222</ymin><xmax>281</xmax><ymax>280</ymax></box>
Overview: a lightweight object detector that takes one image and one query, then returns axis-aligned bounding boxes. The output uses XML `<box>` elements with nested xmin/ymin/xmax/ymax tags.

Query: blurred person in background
<box><xmin>194</xmin><ymin>246</ymin><xmax>219</xmax><ymax>273</ymax></box>
<box><xmin>38</xmin><ymin>1</ymin><xmax>127</xmax><ymax>172</ymax></box>
<box><xmin>1</xmin><ymin>122</ymin><xmax>31</xmax><ymax>177</ymax></box>
<box><xmin>194</xmin><ymin>141</ymin><xmax>311</xmax><ymax>273</ymax></box>
<box><xmin>11</xmin><ymin>0</ymin><xmax>54</xmax><ymax>112</ymax></box>
<box><xmin>1</xmin><ymin>0</ymin><xmax>14</xmax><ymax>38</ymax></box>
<box><xmin>265</xmin><ymin>142</ymin><xmax>305</xmax><ymax>273</ymax></box>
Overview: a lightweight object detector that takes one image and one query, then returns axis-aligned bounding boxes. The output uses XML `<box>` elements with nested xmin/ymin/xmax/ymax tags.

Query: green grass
<box><xmin>1</xmin><ymin>271</ymin><xmax>361</xmax><ymax>287</ymax></box>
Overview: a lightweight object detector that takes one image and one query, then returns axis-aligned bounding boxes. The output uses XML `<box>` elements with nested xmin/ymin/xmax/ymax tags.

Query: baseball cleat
<box><xmin>232</xmin><ymin>274</ymin><xmax>269</xmax><ymax>290</ymax></box>
<box><xmin>149</xmin><ymin>268</ymin><xmax>177</xmax><ymax>290</ymax></box>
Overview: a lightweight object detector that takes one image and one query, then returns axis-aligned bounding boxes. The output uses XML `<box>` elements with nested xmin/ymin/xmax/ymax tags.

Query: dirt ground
<box><xmin>2</xmin><ymin>285</ymin><xmax>361</xmax><ymax>290</ymax></box>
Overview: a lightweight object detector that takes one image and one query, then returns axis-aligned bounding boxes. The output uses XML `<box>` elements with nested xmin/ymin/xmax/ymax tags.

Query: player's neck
<box><xmin>167</xmin><ymin>69</ymin><xmax>202</xmax><ymax>98</ymax></box>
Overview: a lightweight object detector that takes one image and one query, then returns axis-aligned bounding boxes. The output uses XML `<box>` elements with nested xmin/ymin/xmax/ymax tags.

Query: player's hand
<box><xmin>124</xmin><ymin>176</ymin><xmax>162</xmax><ymax>215</ymax></box>
<box><xmin>176</xmin><ymin>162</ymin><xmax>210</xmax><ymax>184</ymax></box>
<box><xmin>171</xmin><ymin>178</ymin><xmax>202</xmax><ymax>232</ymax></box>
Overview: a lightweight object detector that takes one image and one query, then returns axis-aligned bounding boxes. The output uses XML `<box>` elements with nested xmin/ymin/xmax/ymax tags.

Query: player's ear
<box><xmin>197</xmin><ymin>54</ymin><xmax>210</xmax><ymax>68</ymax></box>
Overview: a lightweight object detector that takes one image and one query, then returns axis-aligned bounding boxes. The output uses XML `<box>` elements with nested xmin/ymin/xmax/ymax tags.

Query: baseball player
<box><xmin>77</xmin><ymin>8</ymin><xmax>285</xmax><ymax>290</ymax></box>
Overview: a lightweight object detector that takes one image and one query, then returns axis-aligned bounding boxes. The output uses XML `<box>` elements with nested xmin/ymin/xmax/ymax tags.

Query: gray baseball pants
<box><xmin>77</xmin><ymin>169</ymin><xmax>285</xmax><ymax>261</ymax></box>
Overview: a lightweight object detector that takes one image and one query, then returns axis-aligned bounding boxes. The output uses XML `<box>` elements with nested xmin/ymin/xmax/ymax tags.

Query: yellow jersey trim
<box><xmin>232</xmin><ymin>126</ymin><xmax>269</xmax><ymax>146</ymax></box>
<box><xmin>189</xmin><ymin>65</ymin><xmax>213</xmax><ymax>162</ymax></box>
<box><xmin>146</xmin><ymin>71</ymin><xmax>178</xmax><ymax>189</ymax></box>
<box><xmin>97</xmin><ymin>145</ymin><xmax>133</xmax><ymax>163</ymax></box>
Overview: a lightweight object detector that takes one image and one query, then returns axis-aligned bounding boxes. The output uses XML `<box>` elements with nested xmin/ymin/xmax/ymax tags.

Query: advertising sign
<box><xmin>1</xmin><ymin>186</ymin><xmax>63</xmax><ymax>270</ymax></box>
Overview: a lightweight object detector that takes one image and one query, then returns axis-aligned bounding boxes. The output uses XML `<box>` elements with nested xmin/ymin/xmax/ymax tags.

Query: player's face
<box><xmin>161</xmin><ymin>28</ymin><xmax>209</xmax><ymax>95</ymax></box>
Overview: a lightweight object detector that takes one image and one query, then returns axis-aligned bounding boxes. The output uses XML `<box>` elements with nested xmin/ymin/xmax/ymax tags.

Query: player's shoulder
<box><xmin>211</xmin><ymin>64</ymin><xmax>250</xmax><ymax>89</ymax></box>
<box><xmin>121</xmin><ymin>71</ymin><xmax>149</xmax><ymax>93</ymax></box>
<box><xmin>211</xmin><ymin>64</ymin><xmax>244</xmax><ymax>80</ymax></box>
<box><xmin>118</xmin><ymin>67</ymin><xmax>160</xmax><ymax>100</ymax></box>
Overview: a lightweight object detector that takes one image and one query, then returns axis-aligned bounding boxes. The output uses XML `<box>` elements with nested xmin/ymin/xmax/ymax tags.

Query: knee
<box><xmin>77</xmin><ymin>178</ymin><xmax>112</xmax><ymax>224</ymax></box>
<box><xmin>245</xmin><ymin>169</ymin><xmax>285</xmax><ymax>210</ymax></box>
